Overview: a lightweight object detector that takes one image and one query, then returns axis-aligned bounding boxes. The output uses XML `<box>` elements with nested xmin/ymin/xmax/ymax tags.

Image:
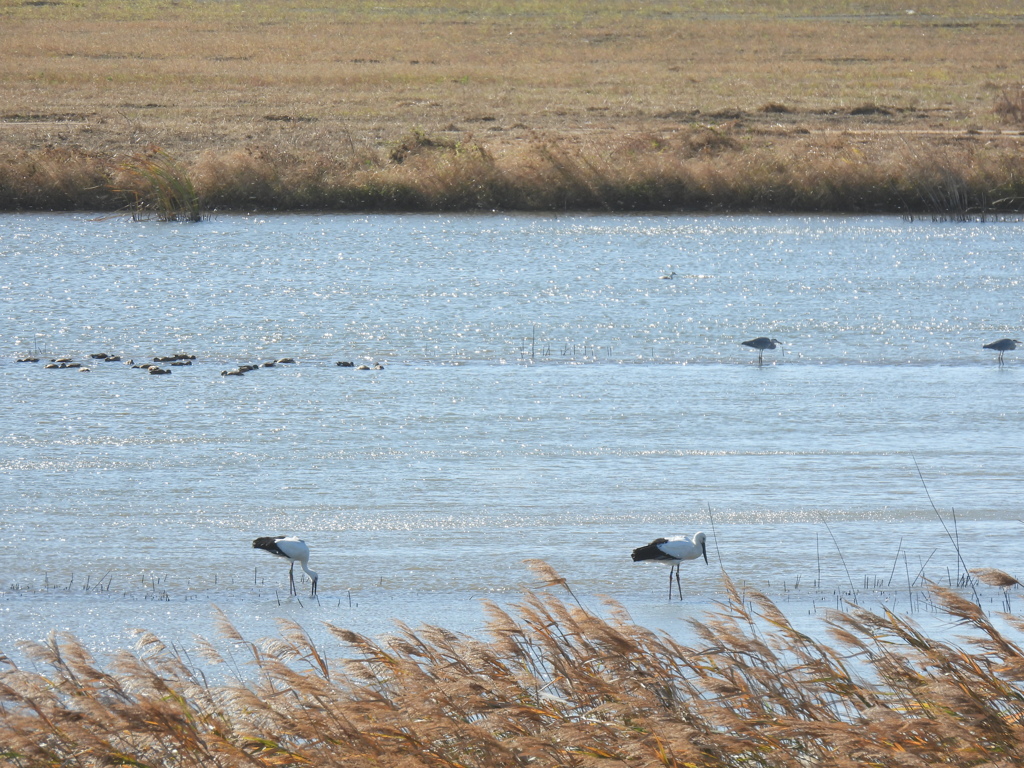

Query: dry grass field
<box><xmin>1</xmin><ymin>0</ymin><xmax>1023</xmax><ymax>212</ymax></box>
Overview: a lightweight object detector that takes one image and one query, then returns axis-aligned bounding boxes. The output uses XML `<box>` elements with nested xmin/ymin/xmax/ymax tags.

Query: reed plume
<box><xmin>2</xmin><ymin>564</ymin><xmax>1024</xmax><ymax>767</ymax></box>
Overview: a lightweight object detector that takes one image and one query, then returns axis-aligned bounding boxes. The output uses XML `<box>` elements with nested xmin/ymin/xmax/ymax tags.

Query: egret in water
<box><xmin>253</xmin><ymin>536</ymin><xmax>319</xmax><ymax>596</ymax></box>
<box><xmin>631</xmin><ymin>532</ymin><xmax>708</xmax><ymax>600</ymax></box>
<box><xmin>983</xmin><ymin>338</ymin><xmax>1020</xmax><ymax>366</ymax></box>
<box><xmin>742</xmin><ymin>337</ymin><xmax>783</xmax><ymax>365</ymax></box>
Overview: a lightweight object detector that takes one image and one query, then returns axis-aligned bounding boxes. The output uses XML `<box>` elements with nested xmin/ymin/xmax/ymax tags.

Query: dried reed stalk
<box><xmin>114</xmin><ymin>146</ymin><xmax>206</xmax><ymax>222</ymax></box>
<box><xmin>5</xmin><ymin>131</ymin><xmax>1024</xmax><ymax>215</ymax></box>
<box><xmin>2</xmin><ymin>564</ymin><xmax>1024</xmax><ymax>767</ymax></box>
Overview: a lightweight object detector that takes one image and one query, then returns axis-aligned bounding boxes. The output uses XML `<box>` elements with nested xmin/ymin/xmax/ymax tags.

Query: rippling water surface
<box><xmin>2</xmin><ymin>213</ymin><xmax>1022</xmax><ymax>660</ymax></box>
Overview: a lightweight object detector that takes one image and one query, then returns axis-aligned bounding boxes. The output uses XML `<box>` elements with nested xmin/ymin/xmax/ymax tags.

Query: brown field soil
<box><xmin>1</xmin><ymin>0</ymin><xmax>1023</xmax><ymax>212</ymax></box>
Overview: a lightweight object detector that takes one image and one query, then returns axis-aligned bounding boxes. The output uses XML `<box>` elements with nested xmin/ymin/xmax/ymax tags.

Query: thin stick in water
<box><xmin>820</xmin><ymin>515</ymin><xmax>856</xmax><ymax>593</ymax></box>
<box><xmin>911</xmin><ymin>455</ymin><xmax>977</xmax><ymax>600</ymax></box>
<box><xmin>904</xmin><ymin>551</ymin><xmax>914</xmax><ymax>611</ymax></box>
<box><xmin>912</xmin><ymin>548</ymin><xmax>937</xmax><ymax>587</ymax></box>
<box><xmin>706</xmin><ymin>502</ymin><xmax>724</xmax><ymax>568</ymax></box>
<box><xmin>888</xmin><ymin>536</ymin><xmax>902</xmax><ymax>587</ymax></box>
<box><xmin>816</xmin><ymin>532</ymin><xmax>821</xmax><ymax>588</ymax></box>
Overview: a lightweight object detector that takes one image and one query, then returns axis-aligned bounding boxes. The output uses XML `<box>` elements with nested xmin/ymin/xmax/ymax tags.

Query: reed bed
<box><xmin>3</xmin><ymin>130</ymin><xmax>1024</xmax><ymax>215</ymax></box>
<box><xmin>3</xmin><ymin>563</ymin><xmax>1024</xmax><ymax>768</ymax></box>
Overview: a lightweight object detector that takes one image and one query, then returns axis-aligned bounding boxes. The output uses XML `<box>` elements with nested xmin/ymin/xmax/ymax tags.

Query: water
<box><xmin>2</xmin><ymin>212</ymin><xmax>1023</xmax><ymax>664</ymax></box>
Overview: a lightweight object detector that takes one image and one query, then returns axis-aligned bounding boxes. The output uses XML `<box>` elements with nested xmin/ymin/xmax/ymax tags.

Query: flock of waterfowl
<box><xmin>12</xmin><ymin>338</ymin><xmax>1021</xmax><ymax>370</ymax></box>
<box><xmin>13</xmin><ymin>353</ymin><xmax>386</xmax><ymax>374</ymax></box>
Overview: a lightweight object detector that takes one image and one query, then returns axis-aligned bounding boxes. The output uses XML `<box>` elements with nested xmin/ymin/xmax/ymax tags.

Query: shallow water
<box><xmin>2</xmin><ymin>213</ymin><xmax>1022</xmax><ymax>663</ymax></box>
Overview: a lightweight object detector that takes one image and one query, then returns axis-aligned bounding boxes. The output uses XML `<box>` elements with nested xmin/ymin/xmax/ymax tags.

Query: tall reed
<box><xmin>2</xmin><ymin>564</ymin><xmax>1023</xmax><ymax>768</ymax></box>
<box><xmin>114</xmin><ymin>146</ymin><xmax>206</xmax><ymax>222</ymax></box>
<box><xmin>3</xmin><ymin>132</ymin><xmax>1022</xmax><ymax>214</ymax></box>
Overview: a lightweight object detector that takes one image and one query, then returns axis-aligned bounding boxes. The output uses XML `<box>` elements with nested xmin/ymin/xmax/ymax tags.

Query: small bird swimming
<box><xmin>741</xmin><ymin>337</ymin><xmax>783</xmax><ymax>365</ymax></box>
<box><xmin>252</xmin><ymin>535</ymin><xmax>319</xmax><ymax>597</ymax></box>
<box><xmin>983</xmin><ymin>338</ymin><xmax>1020</xmax><ymax>366</ymax></box>
<box><xmin>631</xmin><ymin>532</ymin><xmax>708</xmax><ymax>600</ymax></box>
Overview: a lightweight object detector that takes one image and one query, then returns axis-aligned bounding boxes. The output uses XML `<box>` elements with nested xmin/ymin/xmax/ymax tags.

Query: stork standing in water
<box><xmin>631</xmin><ymin>532</ymin><xmax>708</xmax><ymax>600</ymax></box>
<box><xmin>983</xmin><ymin>338</ymin><xmax>1020</xmax><ymax>366</ymax></box>
<box><xmin>741</xmin><ymin>337</ymin><xmax>783</xmax><ymax>366</ymax></box>
<box><xmin>252</xmin><ymin>536</ymin><xmax>318</xmax><ymax>596</ymax></box>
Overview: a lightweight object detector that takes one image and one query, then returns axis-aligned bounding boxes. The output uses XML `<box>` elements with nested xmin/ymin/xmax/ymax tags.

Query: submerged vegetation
<box><xmin>3</xmin><ymin>564</ymin><xmax>1024</xmax><ymax>768</ymax></box>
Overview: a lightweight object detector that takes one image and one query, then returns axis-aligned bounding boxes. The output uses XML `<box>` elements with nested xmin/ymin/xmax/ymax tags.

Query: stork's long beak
<box><xmin>701</xmin><ymin>541</ymin><xmax>709</xmax><ymax>564</ymax></box>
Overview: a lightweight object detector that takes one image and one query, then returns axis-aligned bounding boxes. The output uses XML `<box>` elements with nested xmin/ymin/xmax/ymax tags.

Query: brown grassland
<box><xmin>3</xmin><ymin>564</ymin><xmax>1024</xmax><ymax>768</ymax></box>
<box><xmin>1</xmin><ymin>0</ymin><xmax>1024</xmax><ymax>214</ymax></box>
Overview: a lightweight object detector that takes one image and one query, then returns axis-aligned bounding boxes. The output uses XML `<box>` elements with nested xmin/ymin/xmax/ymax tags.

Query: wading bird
<box><xmin>742</xmin><ymin>336</ymin><xmax>783</xmax><ymax>365</ymax></box>
<box><xmin>983</xmin><ymin>338</ymin><xmax>1020</xmax><ymax>366</ymax></box>
<box><xmin>631</xmin><ymin>532</ymin><xmax>708</xmax><ymax>600</ymax></box>
<box><xmin>252</xmin><ymin>536</ymin><xmax>318</xmax><ymax>596</ymax></box>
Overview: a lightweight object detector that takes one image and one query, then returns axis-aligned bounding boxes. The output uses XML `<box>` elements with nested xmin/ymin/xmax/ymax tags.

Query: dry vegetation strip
<box><xmin>3</xmin><ymin>565</ymin><xmax>1024</xmax><ymax>767</ymax></box>
<box><xmin>1</xmin><ymin>0</ymin><xmax>1023</xmax><ymax>212</ymax></box>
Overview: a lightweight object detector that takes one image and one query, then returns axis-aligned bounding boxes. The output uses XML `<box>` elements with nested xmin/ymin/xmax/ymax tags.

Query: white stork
<box><xmin>252</xmin><ymin>536</ymin><xmax>319</xmax><ymax>596</ymax></box>
<box><xmin>631</xmin><ymin>532</ymin><xmax>708</xmax><ymax>600</ymax></box>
